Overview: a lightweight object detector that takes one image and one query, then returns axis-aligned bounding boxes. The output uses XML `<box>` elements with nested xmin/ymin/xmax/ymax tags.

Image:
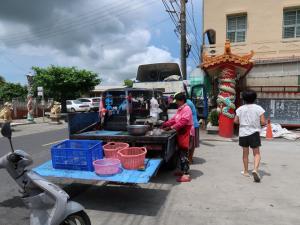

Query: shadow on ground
<box><xmin>260</xmin><ymin>170</ymin><xmax>271</xmax><ymax>178</ymax></box>
<box><xmin>200</xmin><ymin>141</ymin><xmax>216</xmax><ymax>147</ymax></box>
<box><xmin>67</xmin><ymin>183</ymin><xmax>170</xmax><ymax>217</ymax></box>
<box><xmin>0</xmin><ymin>196</ymin><xmax>25</xmax><ymax>208</ymax></box>
<box><xmin>192</xmin><ymin>157</ymin><xmax>206</xmax><ymax>165</ymax></box>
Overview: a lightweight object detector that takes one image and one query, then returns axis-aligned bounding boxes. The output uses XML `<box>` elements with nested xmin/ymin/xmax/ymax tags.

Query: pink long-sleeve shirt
<box><xmin>164</xmin><ymin>103</ymin><xmax>194</xmax><ymax>136</ymax></box>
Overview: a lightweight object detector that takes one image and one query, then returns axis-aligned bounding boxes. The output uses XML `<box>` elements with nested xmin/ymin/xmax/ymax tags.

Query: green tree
<box><xmin>0</xmin><ymin>82</ymin><xmax>27</xmax><ymax>101</ymax></box>
<box><xmin>0</xmin><ymin>75</ymin><xmax>6</xmax><ymax>86</ymax></box>
<box><xmin>124</xmin><ymin>79</ymin><xmax>133</xmax><ymax>88</ymax></box>
<box><xmin>32</xmin><ymin>65</ymin><xmax>101</xmax><ymax>112</ymax></box>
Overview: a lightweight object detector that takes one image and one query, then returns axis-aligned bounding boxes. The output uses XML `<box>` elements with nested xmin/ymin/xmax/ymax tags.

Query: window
<box><xmin>227</xmin><ymin>15</ymin><xmax>247</xmax><ymax>43</ymax></box>
<box><xmin>283</xmin><ymin>9</ymin><xmax>300</xmax><ymax>38</ymax></box>
<box><xmin>78</xmin><ymin>99</ymin><xmax>91</xmax><ymax>102</ymax></box>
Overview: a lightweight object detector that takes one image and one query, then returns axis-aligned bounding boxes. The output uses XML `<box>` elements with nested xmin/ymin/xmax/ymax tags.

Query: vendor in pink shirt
<box><xmin>162</xmin><ymin>92</ymin><xmax>194</xmax><ymax>182</ymax></box>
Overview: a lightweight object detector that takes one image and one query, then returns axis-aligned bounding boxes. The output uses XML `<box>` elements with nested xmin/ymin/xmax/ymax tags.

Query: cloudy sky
<box><xmin>0</xmin><ymin>0</ymin><xmax>202</xmax><ymax>85</ymax></box>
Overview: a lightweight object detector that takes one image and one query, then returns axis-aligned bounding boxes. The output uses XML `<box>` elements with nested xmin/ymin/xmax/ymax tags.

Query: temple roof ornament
<box><xmin>201</xmin><ymin>40</ymin><xmax>254</xmax><ymax>69</ymax></box>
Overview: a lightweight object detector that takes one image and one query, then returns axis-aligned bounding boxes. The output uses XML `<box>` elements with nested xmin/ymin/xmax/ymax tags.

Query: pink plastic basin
<box><xmin>93</xmin><ymin>158</ymin><xmax>121</xmax><ymax>175</ymax></box>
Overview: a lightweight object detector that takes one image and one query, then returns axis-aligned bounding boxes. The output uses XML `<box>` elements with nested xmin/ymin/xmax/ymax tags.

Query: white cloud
<box><xmin>0</xmin><ymin>0</ymin><xmax>179</xmax><ymax>84</ymax></box>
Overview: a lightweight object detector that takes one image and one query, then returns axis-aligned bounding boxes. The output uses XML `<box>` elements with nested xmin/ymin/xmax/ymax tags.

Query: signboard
<box><xmin>256</xmin><ymin>98</ymin><xmax>300</xmax><ymax>125</ymax></box>
<box><xmin>38</xmin><ymin>91</ymin><xmax>43</xmax><ymax>96</ymax></box>
<box><xmin>37</xmin><ymin>87</ymin><xmax>43</xmax><ymax>92</ymax></box>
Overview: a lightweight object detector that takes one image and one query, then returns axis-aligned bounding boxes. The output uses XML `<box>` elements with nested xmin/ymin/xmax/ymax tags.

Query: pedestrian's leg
<box><xmin>188</xmin><ymin>136</ymin><xmax>195</xmax><ymax>163</ymax></box>
<box><xmin>242</xmin><ymin>147</ymin><xmax>249</xmax><ymax>176</ymax></box>
<box><xmin>252</xmin><ymin>148</ymin><xmax>261</xmax><ymax>182</ymax></box>
<box><xmin>252</xmin><ymin>148</ymin><xmax>261</xmax><ymax>172</ymax></box>
<box><xmin>179</xmin><ymin>149</ymin><xmax>190</xmax><ymax>174</ymax></box>
<box><xmin>177</xmin><ymin>149</ymin><xmax>191</xmax><ymax>182</ymax></box>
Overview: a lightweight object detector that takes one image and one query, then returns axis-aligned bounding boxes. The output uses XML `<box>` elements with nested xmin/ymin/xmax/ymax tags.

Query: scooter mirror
<box><xmin>1</xmin><ymin>122</ymin><xmax>12</xmax><ymax>139</ymax></box>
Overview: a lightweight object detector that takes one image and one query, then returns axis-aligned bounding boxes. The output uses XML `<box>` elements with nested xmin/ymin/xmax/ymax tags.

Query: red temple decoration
<box><xmin>201</xmin><ymin>40</ymin><xmax>254</xmax><ymax>138</ymax></box>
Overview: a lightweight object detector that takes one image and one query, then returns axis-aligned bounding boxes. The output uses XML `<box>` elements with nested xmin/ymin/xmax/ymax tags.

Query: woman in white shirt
<box><xmin>234</xmin><ymin>90</ymin><xmax>266</xmax><ymax>183</ymax></box>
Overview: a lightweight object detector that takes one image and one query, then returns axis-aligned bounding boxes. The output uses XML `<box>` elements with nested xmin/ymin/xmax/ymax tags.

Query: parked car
<box><xmin>77</xmin><ymin>97</ymin><xmax>101</xmax><ymax>111</ymax></box>
<box><xmin>66</xmin><ymin>100</ymin><xmax>90</xmax><ymax>112</ymax></box>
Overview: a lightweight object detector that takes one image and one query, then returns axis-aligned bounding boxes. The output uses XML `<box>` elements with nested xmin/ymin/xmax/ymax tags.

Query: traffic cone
<box><xmin>266</xmin><ymin>118</ymin><xmax>273</xmax><ymax>140</ymax></box>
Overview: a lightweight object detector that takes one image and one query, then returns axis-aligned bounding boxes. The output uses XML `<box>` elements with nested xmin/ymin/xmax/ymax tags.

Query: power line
<box><xmin>0</xmin><ymin>17</ymin><xmax>171</xmax><ymax>73</ymax></box>
<box><xmin>162</xmin><ymin>0</ymin><xmax>200</xmax><ymax>65</ymax></box>
<box><xmin>1</xmin><ymin>0</ymin><xmax>159</xmax><ymax>46</ymax></box>
<box><xmin>161</xmin><ymin>0</ymin><xmax>180</xmax><ymax>37</ymax></box>
<box><xmin>189</xmin><ymin>0</ymin><xmax>200</xmax><ymax>52</ymax></box>
<box><xmin>1</xmin><ymin>0</ymin><xmax>133</xmax><ymax>41</ymax></box>
<box><xmin>100</xmin><ymin>17</ymin><xmax>170</xmax><ymax>47</ymax></box>
<box><xmin>185</xmin><ymin>10</ymin><xmax>201</xmax><ymax>58</ymax></box>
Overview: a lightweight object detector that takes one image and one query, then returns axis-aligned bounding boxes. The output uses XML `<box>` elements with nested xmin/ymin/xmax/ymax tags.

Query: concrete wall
<box><xmin>203</xmin><ymin>0</ymin><xmax>300</xmax><ymax>59</ymax></box>
<box><xmin>203</xmin><ymin>0</ymin><xmax>300</xmax><ymax>89</ymax></box>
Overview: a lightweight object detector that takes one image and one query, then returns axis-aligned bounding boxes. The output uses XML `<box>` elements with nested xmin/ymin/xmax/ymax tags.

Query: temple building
<box><xmin>203</xmin><ymin>0</ymin><xmax>300</xmax><ymax>98</ymax></box>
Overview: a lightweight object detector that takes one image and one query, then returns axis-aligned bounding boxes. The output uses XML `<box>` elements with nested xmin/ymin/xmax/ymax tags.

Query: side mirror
<box><xmin>1</xmin><ymin>122</ymin><xmax>12</xmax><ymax>139</ymax></box>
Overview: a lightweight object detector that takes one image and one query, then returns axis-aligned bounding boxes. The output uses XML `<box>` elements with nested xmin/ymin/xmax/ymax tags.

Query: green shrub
<box><xmin>208</xmin><ymin>109</ymin><xmax>219</xmax><ymax>126</ymax></box>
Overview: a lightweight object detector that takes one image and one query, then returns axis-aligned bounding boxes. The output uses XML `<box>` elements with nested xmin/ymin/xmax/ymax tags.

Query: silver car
<box><xmin>77</xmin><ymin>97</ymin><xmax>101</xmax><ymax>112</ymax></box>
<box><xmin>66</xmin><ymin>100</ymin><xmax>90</xmax><ymax>112</ymax></box>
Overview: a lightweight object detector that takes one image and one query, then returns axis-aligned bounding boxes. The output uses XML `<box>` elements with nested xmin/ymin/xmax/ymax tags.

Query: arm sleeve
<box><xmin>163</xmin><ymin>116</ymin><xmax>176</xmax><ymax>127</ymax></box>
<box><xmin>235</xmin><ymin>107</ymin><xmax>241</xmax><ymax>118</ymax></box>
<box><xmin>172</xmin><ymin>117</ymin><xmax>190</xmax><ymax>131</ymax></box>
<box><xmin>258</xmin><ymin>106</ymin><xmax>265</xmax><ymax>115</ymax></box>
<box><xmin>171</xmin><ymin>108</ymin><xmax>192</xmax><ymax>131</ymax></box>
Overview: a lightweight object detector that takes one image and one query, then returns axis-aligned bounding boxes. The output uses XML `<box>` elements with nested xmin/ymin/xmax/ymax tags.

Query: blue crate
<box><xmin>51</xmin><ymin>140</ymin><xmax>103</xmax><ymax>171</ymax></box>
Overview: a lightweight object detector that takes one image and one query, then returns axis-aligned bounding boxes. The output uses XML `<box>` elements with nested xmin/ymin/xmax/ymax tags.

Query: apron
<box><xmin>177</xmin><ymin>125</ymin><xmax>192</xmax><ymax>151</ymax></box>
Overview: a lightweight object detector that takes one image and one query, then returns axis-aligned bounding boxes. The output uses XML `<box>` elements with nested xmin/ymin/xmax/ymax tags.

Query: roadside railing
<box><xmin>0</xmin><ymin>98</ymin><xmax>52</xmax><ymax>119</ymax></box>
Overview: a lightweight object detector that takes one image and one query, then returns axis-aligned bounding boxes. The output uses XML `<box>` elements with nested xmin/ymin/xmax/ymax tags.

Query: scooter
<box><xmin>0</xmin><ymin>122</ymin><xmax>91</xmax><ymax>225</ymax></box>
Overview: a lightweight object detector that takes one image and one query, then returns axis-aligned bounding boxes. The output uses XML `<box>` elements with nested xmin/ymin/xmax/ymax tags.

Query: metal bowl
<box><xmin>127</xmin><ymin>125</ymin><xmax>150</xmax><ymax>136</ymax></box>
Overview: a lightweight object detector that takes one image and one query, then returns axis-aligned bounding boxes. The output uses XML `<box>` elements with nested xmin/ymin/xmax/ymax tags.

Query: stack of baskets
<box><xmin>101</xmin><ymin>142</ymin><xmax>147</xmax><ymax>170</ymax></box>
<box><xmin>118</xmin><ymin>147</ymin><xmax>147</xmax><ymax>170</ymax></box>
<box><xmin>103</xmin><ymin>142</ymin><xmax>129</xmax><ymax>159</ymax></box>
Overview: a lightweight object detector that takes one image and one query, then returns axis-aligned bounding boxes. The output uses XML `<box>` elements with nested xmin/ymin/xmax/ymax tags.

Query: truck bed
<box><xmin>33</xmin><ymin>159</ymin><xmax>162</xmax><ymax>184</ymax></box>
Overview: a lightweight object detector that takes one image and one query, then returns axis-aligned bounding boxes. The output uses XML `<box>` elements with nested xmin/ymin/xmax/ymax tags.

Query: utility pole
<box><xmin>200</xmin><ymin>0</ymin><xmax>205</xmax><ymax>63</ymax></box>
<box><xmin>180</xmin><ymin>0</ymin><xmax>187</xmax><ymax>80</ymax></box>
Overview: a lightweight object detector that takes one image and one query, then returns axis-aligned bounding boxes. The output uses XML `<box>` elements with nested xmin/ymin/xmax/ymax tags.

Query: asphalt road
<box><xmin>0</xmin><ymin>126</ymin><xmax>300</xmax><ymax>225</ymax></box>
<box><xmin>0</xmin><ymin>127</ymin><xmax>68</xmax><ymax>225</ymax></box>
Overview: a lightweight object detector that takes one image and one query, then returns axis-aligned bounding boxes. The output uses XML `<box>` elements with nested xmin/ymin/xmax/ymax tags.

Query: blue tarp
<box><xmin>33</xmin><ymin>159</ymin><xmax>162</xmax><ymax>184</ymax></box>
<box><xmin>78</xmin><ymin>130</ymin><xmax>122</xmax><ymax>136</ymax></box>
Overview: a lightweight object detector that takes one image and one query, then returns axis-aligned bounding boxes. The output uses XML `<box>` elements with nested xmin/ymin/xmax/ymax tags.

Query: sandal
<box><xmin>174</xmin><ymin>171</ymin><xmax>184</xmax><ymax>176</ymax></box>
<box><xmin>252</xmin><ymin>170</ymin><xmax>261</xmax><ymax>182</ymax></box>
<box><xmin>176</xmin><ymin>175</ymin><xmax>191</xmax><ymax>182</ymax></box>
<box><xmin>241</xmin><ymin>171</ymin><xmax>250</xmax><ymax>177</ymax></box>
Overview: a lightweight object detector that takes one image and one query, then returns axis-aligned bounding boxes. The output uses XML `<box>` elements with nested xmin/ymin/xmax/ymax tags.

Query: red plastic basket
<box><xmin>103</xmin><ymin>142</ymin><xmax>129</xmax><ymax>159</ymax></box>
<box><xmin>117</xmin><ymin>147</ymin><xmax>147</xmax><ymax>170</ymax></box>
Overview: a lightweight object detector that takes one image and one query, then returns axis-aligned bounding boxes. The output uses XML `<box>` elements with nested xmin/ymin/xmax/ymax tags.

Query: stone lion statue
<box><xmin>50</xmin><ymin>101</ymin><xmax>61</xmax><ymax>118</ymax></box>
<box><xmin>0</xmin><ymin>102</ymin><xmax>13</xmax><ymax>122</ymax></box>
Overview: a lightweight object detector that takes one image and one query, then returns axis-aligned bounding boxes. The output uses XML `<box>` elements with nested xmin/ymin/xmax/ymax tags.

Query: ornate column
<box><xmin>217</xmin><ymin>65</ymin><xmax>237</xmax><ymax>137</ymax></box>
<box><xmin>201</xmin><ymin>40</ymin><xmax>254</xmax><ymax>138</ymax></box>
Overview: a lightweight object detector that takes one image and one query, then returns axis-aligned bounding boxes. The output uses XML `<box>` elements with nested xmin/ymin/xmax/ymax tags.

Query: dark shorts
<box><xmin>239</xmin><ymin>132</ymin><xmax>261</xmax><ymax>148</ymax></box>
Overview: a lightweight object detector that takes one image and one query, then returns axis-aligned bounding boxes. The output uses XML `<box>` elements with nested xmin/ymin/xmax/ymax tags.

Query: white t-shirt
<box><xmin>236</xmin><ymin>104</ymin><xmax>265</xmax><ymax>137</ymax></box>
